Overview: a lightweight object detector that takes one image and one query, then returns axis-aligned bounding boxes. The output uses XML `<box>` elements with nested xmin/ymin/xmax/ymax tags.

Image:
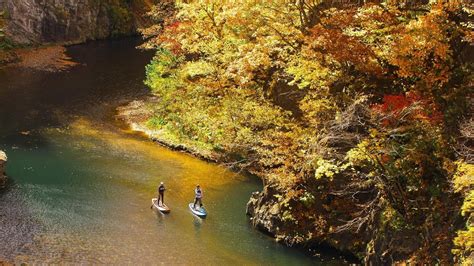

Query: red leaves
<box><xmin>167</xmin><ymin>21</ymin><xmax>182</xmax><ymax>30</ymax></box>
<box><xmin>159</xmin><ymin>21</ymin><xmax>190</xmax><ymax>55</ymax></box>
<box><xmin>373</xmin><ymin>94</ymin><xmax>416</xmax><ymax>114</ymax></box>
<box><xmin>157</xmin><ymin>36</ymin><xmax>182</xmax><ymax>55</ymax></box>
<box><xmin>372</xmin><ymin>93</ymin><xmax>443</xmax><ymax>126</ymax></box>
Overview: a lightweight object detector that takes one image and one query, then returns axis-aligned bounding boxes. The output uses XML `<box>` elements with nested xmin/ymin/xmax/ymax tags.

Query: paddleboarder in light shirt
<box><xmin>158</xmin><ymin>182</ymin><xmax>165</xmax><ymax>206</ymax></box>
<box><xmin>193</xmin><ymin>185</ymin><xmax>203</xmax><ymax>209</ymax></box>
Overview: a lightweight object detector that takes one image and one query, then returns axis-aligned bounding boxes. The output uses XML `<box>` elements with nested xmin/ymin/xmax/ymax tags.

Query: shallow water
<box><xmin>0</xmin><ymin>39</ymin><xmax>343</xmax><ymax>264</ymax></box>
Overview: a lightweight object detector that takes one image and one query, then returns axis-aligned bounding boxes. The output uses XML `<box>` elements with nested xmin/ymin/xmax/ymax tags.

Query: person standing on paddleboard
<box><xmin>193</xmin><ymin>185</ymin><xmax>203</xmax><ymax>209</ymax></box>
<box><xmin>158</xmin><ymin>182</ymin><xmax>166</xmax><ymax>206</ymax></box>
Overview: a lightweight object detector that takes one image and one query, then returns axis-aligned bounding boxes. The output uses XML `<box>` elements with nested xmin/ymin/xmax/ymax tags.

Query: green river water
<box><xmin>0</xmin><ymin>39</ymin><xmax>344</xmax><ymax>264</ymax></box>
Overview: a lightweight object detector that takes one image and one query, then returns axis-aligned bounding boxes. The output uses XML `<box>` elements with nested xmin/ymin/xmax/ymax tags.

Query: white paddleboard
<box><xmin>152</xmin><ymin>198</ymin><xmax>170</xmax><ymax>213</ymax></box>
<box><xmin>189</xmin><ymin>203</ymin><xmax>207</xmax><ymax>218</ymax></box>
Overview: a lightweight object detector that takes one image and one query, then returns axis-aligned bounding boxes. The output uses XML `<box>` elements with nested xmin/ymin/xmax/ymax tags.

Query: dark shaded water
<box><xmin>0</xmin><ymin>39</ymin><xmax>343</xmax><ymax>264</ymax></box>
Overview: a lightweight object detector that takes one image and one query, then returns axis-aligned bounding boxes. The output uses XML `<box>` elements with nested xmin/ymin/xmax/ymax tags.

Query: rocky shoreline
<box><xmin>0</xmin><ymin>150</ymin><xmax>7</xmax><ymax>188</ymax></box>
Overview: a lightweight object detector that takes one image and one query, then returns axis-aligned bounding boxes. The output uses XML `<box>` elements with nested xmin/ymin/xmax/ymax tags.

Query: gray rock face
<box><xmin>246</xmin><ymin>186</ymin><xmax>283</xmax><ymax>238</ymax></box>
<box><xmin>0</xmin><ymin>150</ymin><xmax>6</xmax><ymax>187</ymax></box>
<box><xmin>0</xmin><ymin>0</ymin><xmax>154</xmax><ymax>44</ymax></box>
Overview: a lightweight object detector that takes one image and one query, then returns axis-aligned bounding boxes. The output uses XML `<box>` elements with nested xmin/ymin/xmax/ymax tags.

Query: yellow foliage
<box><xmin>453</xmin><ymin>161</ymin><xmax>474</xmax><ymax>262</ymax></box>
<box><xmin>314</xmin><ymin>159</ymin><xmax>340</xmax><ymax>180</ymax></box>
<box><xmin>142</xmin><ymin>1</ymin><xmax>473</xmax><ymax>263</ymax></box>
<box><xmin>345</xmin><ymin>140</ymin><xmax>372</xmax><ymax>166</ymax></box>
<box><xmin>182</xmin><ymin>60</ymin><xmax>216</xmax><ymax>78</ymax></box>
<box><xmin>454</xmin><ymin>224</ymin><xmax>474</xmax><ymax>263</ymax></box>
<box><xmin>453</xmin><ymin>161</ymin><xmax>474</xmax><ymax>194</ymax></box>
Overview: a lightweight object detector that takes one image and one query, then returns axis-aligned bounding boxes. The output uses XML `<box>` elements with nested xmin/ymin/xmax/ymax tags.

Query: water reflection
<box><xmin>193</xmin><ymin>215</ymin><xmax>204</xmax><ymax>230</ymax></box>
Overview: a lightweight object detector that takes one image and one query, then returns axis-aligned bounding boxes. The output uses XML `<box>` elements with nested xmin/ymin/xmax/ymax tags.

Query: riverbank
<box><xmin>116</xmin><ymin>97</ymin><xmax>222</xmax><ymax>162</ymax></box>
<box><xmin>0</xmin><ymin>0</ymin><xmax>169</xmax><ymax>68</ymax></box>
<box><xmin>6</xmin><ymin>45</ymin><xmax>78</xmax><ymax>71</ymax></box>
<box><xmin>0</xmin><ymin>44</ymin><xmax>78</xmax><ymax>71</ymax></box>
<box><xmin>0</xmin><ymin>49</ymin><xmax>18</xmax><ymax>65</ymax></box>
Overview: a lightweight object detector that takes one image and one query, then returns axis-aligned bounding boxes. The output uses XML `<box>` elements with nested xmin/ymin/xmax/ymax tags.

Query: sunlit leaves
<box><xmin>145</xmin><ymin>49</ymin><xmax>183</xmax><ymax>97</ymax></box>
<box><xmin>452</xmin><ymin>161</ymin><xmax>474</xmax><ymax>263</ymax></box>
<box><xmin>387</xmin><ymin>4</ymin><xmax>452</xmax><ymax>89</ymax></box>
<box><xmin>454</xmin><ymin>161</ymin><xmax>474</xmax><ymax>194</ymax></box>
<box><xmin>142</xmin><ymin>1</ymin><xmax>473</xmax><ymax>262</ymax></box>
<box><xmin>182</xmin><ymin>60</ymin><xmax>216</xmax><ymax>79</ymax></box>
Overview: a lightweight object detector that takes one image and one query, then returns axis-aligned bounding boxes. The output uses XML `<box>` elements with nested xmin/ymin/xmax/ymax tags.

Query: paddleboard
<box><xmin>189</xmin><ymin>203</ymin><xmax>207</xmax><ymax>218</ymax></box>
<box><xmin>152</xmin><ymin>198</ymin><xmax>170</xmax><ymax>213</ymax></box>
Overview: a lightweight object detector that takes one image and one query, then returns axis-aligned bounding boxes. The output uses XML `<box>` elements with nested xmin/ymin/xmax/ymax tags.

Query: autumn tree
<box><xmin>142</xmin><ymin>0</ymin><xmax>474</xmax><ymax>263</ymax></box>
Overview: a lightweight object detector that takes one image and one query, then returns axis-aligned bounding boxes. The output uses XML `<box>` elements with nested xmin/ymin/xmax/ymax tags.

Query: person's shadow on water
<box><xmin>193</xmin><ymin>215</ymin><xmax>203</xmax><ymax>236</ymax></box>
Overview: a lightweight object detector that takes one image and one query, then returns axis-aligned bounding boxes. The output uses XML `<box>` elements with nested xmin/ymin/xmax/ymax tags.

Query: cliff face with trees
<box><xmin>140</xmin><ymin>0</ymin><xmax>473</xmax><ymax>264</ymax></box>
<box><xmin>0</xmin><ymin>0</ymin><xmax>159</xmax><ymax>44</ymax></box>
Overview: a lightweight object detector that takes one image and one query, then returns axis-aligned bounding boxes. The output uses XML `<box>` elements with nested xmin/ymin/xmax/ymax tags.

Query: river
<box><xmin>0</xmin><ymin>39</ymin><xmax>343</xmax><ymax>264</ymax></box>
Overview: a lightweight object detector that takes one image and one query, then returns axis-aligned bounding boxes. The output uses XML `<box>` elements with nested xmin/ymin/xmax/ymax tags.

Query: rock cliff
<box><xmin>0</xmin><ymin>0</ymin><xmax>158</xmax><ymax>44</ymax></box>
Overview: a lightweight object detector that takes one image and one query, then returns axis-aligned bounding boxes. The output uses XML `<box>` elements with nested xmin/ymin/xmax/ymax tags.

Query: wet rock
<box><xmin>0</xmin><ymin>150</ymin><xmax>6</xmax><ymax>188</ymax></box>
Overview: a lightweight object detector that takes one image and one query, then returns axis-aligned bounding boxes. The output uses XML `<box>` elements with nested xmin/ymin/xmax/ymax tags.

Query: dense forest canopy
<box><xmin>142</xmin><ymin>0</ymin><xmax>473</xmax><ymax>263</ymax></box>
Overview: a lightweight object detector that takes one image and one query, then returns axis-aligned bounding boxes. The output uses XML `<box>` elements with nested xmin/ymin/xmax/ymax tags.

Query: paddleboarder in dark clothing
<box><xmin>193</xmin><ymin>185</ymin><xmax>203</xmax><ymax>209</ymax></box>
<box><xmin>158</xmin><ymin>182</ymin><xmax>165</xmax><ymax>206</ymax></box>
